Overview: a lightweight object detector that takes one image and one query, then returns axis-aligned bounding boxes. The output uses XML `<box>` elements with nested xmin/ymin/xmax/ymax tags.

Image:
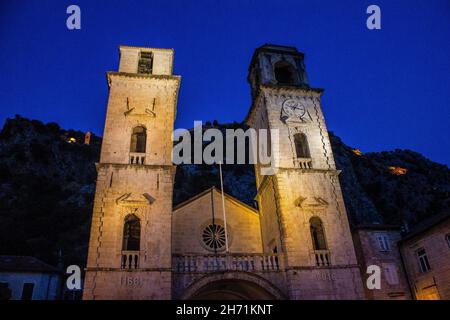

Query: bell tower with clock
<box><xmin>83</xmin><ymin>46</ymin><xmax>180</xmax><ymax>300</ymax></box>
<box><xmin>246</xmin><ymin>44</ymin><xmax>364</xmax><ymax>299</ymax></box>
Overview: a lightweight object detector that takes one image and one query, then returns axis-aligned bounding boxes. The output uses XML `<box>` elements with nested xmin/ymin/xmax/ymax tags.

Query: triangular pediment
<box><xmin>123</xmin><ymin>107</ymin><xmax>156</xmax><ymax>118</ymax></box>
<box><xmin>123</xmin><ymin>97</ymin><xmax>156</xmax><ymax>118</ymax></box>
<box><xmin>116</xmin><ymin>192</ymin><xmax>155</xmax><ymax>207</ymax></box>
<box><xmin>294</xmin><ymin>196</ymin><xmax>328</xmax><ymax>209</ymax></box>
<box><xmin>173</xmin><ymin>187</ymin><xmax>258</xmax><ymax>215</ymax></box>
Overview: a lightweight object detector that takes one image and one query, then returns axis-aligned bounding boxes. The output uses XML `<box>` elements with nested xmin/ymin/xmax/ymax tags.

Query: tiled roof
<box><xmin>0</xmin><ymin>256</ymin><xmax>60</xmax><ymax>273</ymax></box>
<box><xmin>353</xmin><ymin>224</ymin><xmax>401</xmax><ymax>231</ymax></box>
<box><xmin>401</xmin><ymin>210</ymin><xmax>450</xmax><ymax>242</ymax></box>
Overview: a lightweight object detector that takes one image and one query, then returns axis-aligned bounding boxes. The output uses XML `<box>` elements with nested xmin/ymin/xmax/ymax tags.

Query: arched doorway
<box><xmin>189</xmin><ymin>279</ymin><xmax>275</xmax><ymax>300</ymax></box>
<box><xmin>180</xmin><ymin>272</ymin><xmax>285</xmax><ymax>300</ymax></box>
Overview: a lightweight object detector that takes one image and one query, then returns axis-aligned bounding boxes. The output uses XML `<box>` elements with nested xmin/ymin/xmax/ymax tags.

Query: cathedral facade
<box><xmin>83</xmin><ymin>44</ymin><xmax>367</xmax><ymax>300</ymax></box>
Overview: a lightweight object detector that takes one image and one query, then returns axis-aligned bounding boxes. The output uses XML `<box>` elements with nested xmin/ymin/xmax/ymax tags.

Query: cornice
<box><xmin>96</xmin><ymin>162</ymin><xmax>176</xmax><ymax>172</ymax></box>
<box><xmin>85</xmin><ymin>267</ymin><xmax>172</xmax><ymax>272</ymax></box>
<box><xmin>285</xmin><ymin>264</ymin><xmax>360</xmax><ymax>271</ymax></box>
<box><xmin>119</xmin><ymin>45</ymin><xmax>174</xmax><ymax>52</ymax></box>
<box><xmin>106</xmin><ymin>71</ymin><xmax>181</xmax><ymax>87</ymax></box>
<box><xmin>276</xmin><ymin>167</ymin><xmax>341</xmax><ymax>175</ymax></box>
<box><xmin>261</xmin><ymin>84</ymin><xmax>324</xmax><ymax>95</ymax></box>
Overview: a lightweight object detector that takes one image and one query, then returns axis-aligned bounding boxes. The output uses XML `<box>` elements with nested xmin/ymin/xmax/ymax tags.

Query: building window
<box><xmin>202</xmin><ymin>224</ymin><xmax>226</xmax><ymax>251</ymax></box>
<box><xmin>293</xmin><ymin>133</ymin><xmax>310</xmax><ymax>158</ymax></box>
<box><xmin>310</xmin><ymin>217</ymin><xmax>327</xmax><ymax>251</ymax></box>
<box><xmin>122</xmin><ymin>214</ymin><xmax>141</xmax><ymax>251</ymax></box>
<box><xmin>21</xmin><ymin>283</ymin><xmax>34</xmax><ymax>300</ymax></box>
<box><xmin>0</xmin><ymin>282</ymin><xmax>11</xmax><ymax>300</ymax></box>
<box><xmin>274</xmin><ymin>61</ymin><xmax>297</xmax><ymax>85</ymax></box>
<box><xmin>417</xmin><ymin>248</ymin><xmax>431</xmax><ymax>273</ymax></box>
<box><xmin>383</xmin><ymin>263</ymin><xmax>399</xmax><ymax>285</ymax></box>
<box><xmin>376</xmin><ymin>233</ymin><xmax>390</xmax><ymax>252</ymax></box>
<box><xmin>446</xmin><ymin>234</ymin><xmax>450</xmax><ymax>249</ymax></box>
<box><xmin>421</xmin><ymin>286</ymin><xmax>441</xmax><ymax>300</ymax></box>
<box><xmin>138</xmin><ymin>51</ymin><xmax>153</xmax><ymax>74</ymax></box>
<box><xmin>253</xmin><ymin>199</ymin><xmax>259</xmax><ymax>210</ymax></box>
<box><xmin>130</xmin><ymin>126</ymin><xmax>147</xmax><ymax>153</ymax></box>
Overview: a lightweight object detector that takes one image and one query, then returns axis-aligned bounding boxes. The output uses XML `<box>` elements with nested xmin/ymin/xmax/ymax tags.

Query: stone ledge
<box><xmin>107</xmin><ymin>71</ymin><xmax>181</xmax><ymax>84</ymax></box>
<box><xmin>85</xmin><ymin>267</ymin><xmax>172</xmax><ymax>272</ymax></box>
<box><xmin>96</xmin><ymin>162</ymin><xmax>176</xmax><ymax>171</ymax></box>
<box><xmin>285</xmin><ymin>264</ymin><xmax>360</xmax><ymax>271</ymax></box>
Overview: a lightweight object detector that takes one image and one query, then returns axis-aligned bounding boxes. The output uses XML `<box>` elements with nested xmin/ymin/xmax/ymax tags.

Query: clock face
<box><xmin>282</xmin><ymin>99</ymin><xmax>306</xmax><ymax>119</ymax></box>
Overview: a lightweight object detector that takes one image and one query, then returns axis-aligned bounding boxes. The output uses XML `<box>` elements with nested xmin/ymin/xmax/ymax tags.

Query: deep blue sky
<box><xmin>1</xmin><ymin>0</ymin><xmax>449</xmax><ymax>165</ymax></box>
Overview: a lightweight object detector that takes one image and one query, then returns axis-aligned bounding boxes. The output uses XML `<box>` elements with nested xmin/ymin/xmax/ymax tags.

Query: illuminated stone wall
<box><xmin>247</xmin><ymin>45</ymin><xmax>365</xmax><ymax>299</ymax></box>
<box><xmin>257</xmin><ymin>178</ymin><xmax>283</xmax><ymax>253</ymax></box>
<box><xmin>118</xmin><ymin>45</ymin><xmax>173</xmax><ymax>75</ymax></box>
<box><xmin>172</xmin><ymin>188</ymin><xmax>262</xmax><ymax>254</ymax></box>
<box><xmin>400</xmin><ymin>217</ymin><xmax>450</xmax><ymax>300</ymax></box>
<box><xmin>352</xmin><ymin>227</ymin><xmax>411</xmax><ymax>300</ymax></box>
<box><xmin>84</xmin><ymin>44</ymin><xmax>379</xmax><ymax>300</ymax></box>
<box><xmin>83</xmin><ymin>46</ymin><xmax>180</xmax><ymax>300</ymax></box>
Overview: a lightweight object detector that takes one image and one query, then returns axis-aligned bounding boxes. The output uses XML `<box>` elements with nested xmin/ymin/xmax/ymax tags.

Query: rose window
<box><xmin>202</xmin><ymin>224</ymin><xmax>226</xmax><ymax>250</ymax></box>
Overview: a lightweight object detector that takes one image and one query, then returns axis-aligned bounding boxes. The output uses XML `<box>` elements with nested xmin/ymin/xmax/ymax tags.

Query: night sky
<box><xmin>1</xmin><ymin>0</ymin><xmax>449</xmax><ymax>165</ymax></box>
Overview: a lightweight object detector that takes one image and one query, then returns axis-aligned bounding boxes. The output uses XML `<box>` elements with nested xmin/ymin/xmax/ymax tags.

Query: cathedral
<box><xmin>82</xmin><ymin>44</ymin><xmax>413</xmax><ymax>300</ymax></box>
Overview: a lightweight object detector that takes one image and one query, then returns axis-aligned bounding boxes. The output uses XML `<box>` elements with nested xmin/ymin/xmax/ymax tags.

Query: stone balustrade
<box><xmin>173</xmin><ymin>253</ymin><xmax>280</xmax><ymax>273</ymax></box>
<box><xmin>313</xmin><ymin>250</ymin><xmax>331</xmax><ymax>266</ymax></box>
<box><xmin>121</xmin><ymin>250</ymin><xmax>140</xmax><ymax>269</ymax></box>
<box><xmin>129</xmin><ymin>152</ymin><xmax>146</xmax><ymax>165</ymax></box>
<box><xmin>294</xmin><ymin>157</ymin><xmax>312</xmax><ymax>169</ymax></box>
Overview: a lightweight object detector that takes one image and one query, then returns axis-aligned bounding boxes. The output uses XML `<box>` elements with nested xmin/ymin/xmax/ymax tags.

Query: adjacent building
<box><xmin>352</xmin><ymin>225</ymin><xmax>411</xmax><ymax>299</ymax></box>
<box><xmin>400</xmin><ymin>212</ymin><xmax>450</xmax><ymax>299</ymax></box>
<box><xmin>0</xmin><ymin>256</ymin><xmax>62</xmax><ymax>300</ymax></box>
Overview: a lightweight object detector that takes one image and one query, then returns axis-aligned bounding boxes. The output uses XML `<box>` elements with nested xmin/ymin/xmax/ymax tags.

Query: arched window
<box><xmin>294</xmin><ymin>133</ymin><xmax>310</xmax><ymax>158</ymax></box>
<box><xmin>122</xmin><ymin>215</ymin><xmax>141</xmax><ymax>251</ymax></box>
<box><xmin>310</xmin><ymin>217</ymin><xmax>327</xmax><ymax>250</ymax></box>
<box><xmin>130</xmin><ymin>126</ymin><xmax>147</xmax><ymax>153</ymax></box>
<box><xmin>274</xmin><ymin>61</ymin><xmax>297</xmax><ymax>85</ymax></box>
<box><xmin>138</xmin><ymin>51</ymin><xmax>153</xmax><ymax>74</ymax></box>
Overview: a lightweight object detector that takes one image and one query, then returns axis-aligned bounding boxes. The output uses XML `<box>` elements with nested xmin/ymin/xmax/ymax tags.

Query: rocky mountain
<box><xmin>329</xmin><ymin>133</ymin><xmax>450</xmax><ymax>227</ymax></box>
<box><xmin>0</xmin><ymin>115</ymin><xmax>100</xmax><ymax>267</ymax></box>
<box><xmin>0</xmin><ymin>115</ymin><xmax>448</xmax><ymax>268</ymax></box>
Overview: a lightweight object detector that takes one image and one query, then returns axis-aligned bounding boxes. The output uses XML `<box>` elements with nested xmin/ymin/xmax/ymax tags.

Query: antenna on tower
<box><xmin>218</xmin><ymin>161</ymin><xmax>229</xmax><ymax>253</ymax></box>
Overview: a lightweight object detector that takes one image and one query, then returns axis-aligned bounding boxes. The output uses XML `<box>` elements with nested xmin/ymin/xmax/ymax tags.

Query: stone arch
<box><xmin>293</xmin><ymin>132</ymin><xmax>310</xmax><ymax>158</ymax></box>
<box><xmin>130</xmin><ymin>125</ymin><xmax>147</xmax><ymax>153</ymax></box>
<box><xmin>274</xmin><ymin>60</ymin><xmax>298</xmax><ymax>85</ymax></box>
<box><xmin>309</xmin><ymin>216</ymin><xmax>328</xmax><ymax>250</ymax></box>
<box><xmin>122</xmin><ymin>214</ymin><xmax>141</xmax><ymax>251</ymax></box>
<box><xmin>180</xmin><ymin>271</ymin><xmax>286</xmax><ymax>300</ymax></box>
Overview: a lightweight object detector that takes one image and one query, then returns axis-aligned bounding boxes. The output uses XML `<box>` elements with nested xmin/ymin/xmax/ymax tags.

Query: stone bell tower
<box><xmin>246</xmin><ymin>44</ymin><xmax>364</xmax><ymax>299</ymax></box>
<box><xmin>83</xmin><ymin>45</ymin><xmax>180</xmax><ymax>300</ymax></box>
